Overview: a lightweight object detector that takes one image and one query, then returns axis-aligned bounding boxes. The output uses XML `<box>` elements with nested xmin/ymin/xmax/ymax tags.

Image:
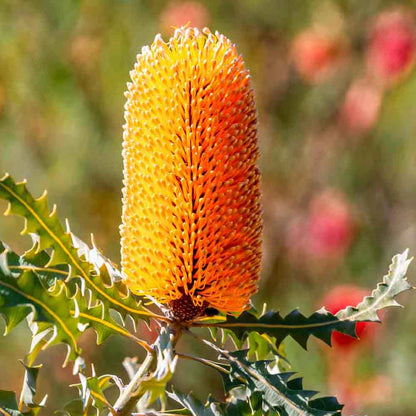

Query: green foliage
<box><xmin>0</xmin><ymin>240</ymin><xmax>149</xmax><ymax>367</ymax></box>
<box><xmin>184</xmin><ymin>336</ymin><xmax>343</xmax><ymax>416</ymax></box>
<box><xmin>200</xmin><ymin>250</ymin><xmax>413</xmax><ymax>350</ymax></box>
<box><xmin>168</xmin><ymin>390</ymin><xmax>225</xmax><ymax>416</ymax></box>
<box><xmin>0</xmin><ymin>391</ymin><xmax>22</xmax><ymax>416</ymax></box>
<box><xmin>65</xmin><ymin>371</ymin><xmax>119</xmax><ymax>415</ymax></box>
<box><xmin>0</xmin><ymin>363</ymin><xmax>46</xmax><ymax>416</ymax></box>
<box><xmin>18</xmin><ymin>362</ymin><xmax>46</xmax><ymax>415</ymax></box>
<box><xmin>168</xmin><ymin>389</ymin><xmax>279</xmax><ymax>415</ymax></box>
<box><xmin>136</xmin><ymin>329</ymin><xmax>177</xmax><ymax>409</ymax></box>
<box><xmin>0</xmin><ymin>175</ymin><xmax>415</xmax><ymax>415</ymax></box>
<box><xmin>0</xmin><ymin>174</ymin><xmax>152</xmax><ymax>323</ymax></box>
<box><xmin>0</xmin><ymin>241</ymin><xmax>84</xmax><ymax>363</ymax></box>
<box><xmin>0</xmin><ymin>174</ymin><xmax>160</xmax><ymax>366</ymax></box>
<box><xmin>221</xmin><ymin>349</ymin><xmax>343</xmax><ymax>416</ymax></box>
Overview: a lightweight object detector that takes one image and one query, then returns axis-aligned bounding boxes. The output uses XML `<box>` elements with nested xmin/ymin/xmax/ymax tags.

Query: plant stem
<box><xmin>113</xmin><ymin>323</ymin><xmax>182</xmax><ymax>415</ymax></box>
<box><xmin>113</xmin><ymin>351</ymin><xmax>155</xmax><ymax>415</ymax></box>
<box><xmin>177</xmin><ymin>352</ymin><xmax>229</xmax><ymax>375</ymax></box>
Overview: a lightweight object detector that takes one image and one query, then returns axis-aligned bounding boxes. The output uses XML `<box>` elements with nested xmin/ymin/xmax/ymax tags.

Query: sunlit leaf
<box><xmin>19</xmin><ymin>362</ymin><xmax>47</xmax><ymax>414</ymax></box>
<box><xmin>220</xmin><ymin>349</ymin><xmax>343</xmax><ymax>416</ymax></box>
<box><xmin>198</xmin><ymin>250</ymin><xmax>413</xmax><ymax>350</ymax></box>
<box><xmin>0</xmin><ymin>242</ymin><xmax>84</xmax><ymax>364</ymax></box>
<box><xmin>0</xmin><ymin>241</ymin><xmax>150</xmax><ymax>366</ymax></box>
<box><xmin>0</xmin><ymin>174</ymin><xmax>154</xmax><ymax>325</ymax></box>
<box><xmin>0</xmin><ymin>391</ymin><xmax>22</xmax><ymax>416</ymax></box>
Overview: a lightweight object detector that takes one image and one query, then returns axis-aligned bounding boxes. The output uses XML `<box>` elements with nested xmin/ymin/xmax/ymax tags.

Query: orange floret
<box><xmin>121</xmin><ymin>27</ymin><xmax>262</xmax><ymax>321</ymax></box>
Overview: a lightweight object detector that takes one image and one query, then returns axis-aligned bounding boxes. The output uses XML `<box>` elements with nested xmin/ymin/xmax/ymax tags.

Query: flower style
<box><xmin>121</xmin><ymin>27</ymin><xmax>262</xmax><ymax>321</ymax></box>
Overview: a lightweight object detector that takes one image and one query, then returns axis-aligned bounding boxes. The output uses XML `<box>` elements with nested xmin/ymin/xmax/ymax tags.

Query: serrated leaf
<box><xmin>167</xmin><ymin>390</ymin><xmax>224</xmax><ymax>416</ymax></box>
<box><xmin>0</xmin><ymin>391</ymin><xmax>22</xmax><ymax>416</ymax></box>
<box><xmin>0</xmin><ymin>174</ymin><xmax>154</xmax><ymax>325</ymax></box>
<box><xmin>73</xmin><ymin>370</ymin><xmax>119</xmax><ymax>415</ymax></box>
<box><xmin>74</xmin><ymin>293</ymin><xmax>142</xmax><ymax>347</ymax></box>
<box><xmin>136</xmin><ymin>328</ymin><xmax>178</xmax><ymax>410</ymax></box>
<box><xmin>0</xmin><ymin>242</ymin><xmax>150</xmax><ymax>365</ymax></box>
<box><xmin>219</xmin><ymin>349</ymin><xmax>343</xmax><ymax>416</ymax></box>
<box><xmin>247</xmin><ymin>332</ymin><xmax>290</xmax><ymax>374</ymax></box>
<box><xmin>168</xmin><ymin>389</ymin><xmax>279</xmax><ymax>416</ymax></box>
<box><xmin>112</xmin><ymin>328</ymin><xmax>177</xmax><ymax>414</ymax></box>
<box><xmin>336</xmin><ymin>250</ymin><xmax>413</xmax><ymax>322</ymax></box>
<box><xmin>196</xmin><ymin>250</ymin><xmax>413</xmax><ymax>350</ymax></box>
<box><xmin>57</xmin><ymin>399</ymin><xmax>96</xmax><ymax>416</ymax></box>
<box><xmin>19</xmin><ymin>362</ymin><xmax>46</xmax><ymax>414</ymax></box>
<box><xmin>0</xmin><ymin>243</ymin><xmax>84</xmax><ymax>364</ymax></box>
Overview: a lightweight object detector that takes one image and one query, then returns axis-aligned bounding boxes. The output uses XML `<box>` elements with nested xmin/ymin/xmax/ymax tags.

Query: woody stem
<box><xmin>113</xmin><ymin>350</ymin><xmax>155</xmax><ymax>415</ymax></box>
<box><xmin>113</xmin><ymin>322</ymin><xmax>182</xmax><ymax>415</ymax></box>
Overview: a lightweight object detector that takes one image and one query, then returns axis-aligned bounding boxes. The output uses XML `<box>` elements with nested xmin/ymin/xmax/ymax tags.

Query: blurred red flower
<box><xmin>366</xmin><ymin>8</ymin><xmax>416</xmax><ymax>85</ymax></box>
<box><xmin>69</xmin><ymin>34</ymin><xmax>102</xmax><ymax>72</ymax></box>
<box><xmin>286</xmin><ymin>190</ymin><xmax>355</xmax><ymax>269</ymax></box>
<box><xmin>291</xmin><ymin>29</ymin><xmax>346</xmax><ymax>84</ymax></box>
<box><xmin>339</xmin><ymin>78</ymin><xmax>382</xmax><ymax>135</ymax></box>
<box><xmin>321</xmin><ymin>285</ymin><xmax>390</xmax><ymax>412</ymax></box>
<box><xmin>159</xmin><ymin>1</ymin><xmax>209</xmax><ymax>33</ymax></box>
<box><xmin>307</xmin><ymin>190</ymin><xmax>354</xmax><ymax>259</ymax></box>
<box><xmin>321</xmin><ymin>284</ymin><xmax>377</xmax><ymax>348</ymax></box>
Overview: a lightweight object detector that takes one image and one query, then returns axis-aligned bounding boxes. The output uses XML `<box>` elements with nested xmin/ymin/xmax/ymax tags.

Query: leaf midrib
<box><xmin>0</xmin><ymin>180</ymin><xmax>156</xmax><ymax>320</ymax></box>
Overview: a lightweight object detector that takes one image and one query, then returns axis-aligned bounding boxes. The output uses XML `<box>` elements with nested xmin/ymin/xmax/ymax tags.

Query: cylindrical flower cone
<box><xmin>121</xmin><ymin>27</ymin><xmax>262</xmax><ymax>322</ymax></box>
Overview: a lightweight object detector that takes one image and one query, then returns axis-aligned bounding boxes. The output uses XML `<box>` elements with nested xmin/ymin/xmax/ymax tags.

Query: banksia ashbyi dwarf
<box><xmin>121</xmin><ymin>27</ymin><xmax>262</xmax><ymax>322</ymax></box>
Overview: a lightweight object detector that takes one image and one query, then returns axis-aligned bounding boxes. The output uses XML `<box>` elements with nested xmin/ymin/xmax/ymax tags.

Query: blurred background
<box><xmin>1</xmin><ymin>0</ymin><xmax>416</xmax><ymax>414</ymax></box>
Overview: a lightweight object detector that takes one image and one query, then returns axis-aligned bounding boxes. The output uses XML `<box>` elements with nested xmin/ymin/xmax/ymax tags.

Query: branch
<box><xmin>113</xmin><ymin>352</ymin><xmax>156</xmax><ymax>415</ymax></box>
<box><xmin>113</xmin><ymin>326</ymin><xmax>180</xmax><ymax>415</ymax></box>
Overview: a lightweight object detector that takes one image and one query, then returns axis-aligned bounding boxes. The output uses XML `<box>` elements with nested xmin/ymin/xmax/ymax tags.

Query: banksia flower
<box><xmin>121</xmin><ymin>27</ymin><xmax>262</xmax><ymax>321</ymax></box>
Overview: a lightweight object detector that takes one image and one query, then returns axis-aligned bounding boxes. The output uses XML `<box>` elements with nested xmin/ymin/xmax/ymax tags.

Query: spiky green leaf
<box><xmin>136</xmin><ymin>328</ymin><xmax>177</xmax><ymax>410</ymax></box>
<box><xmin>220</xmin><ymin>349</ymin><xmax>343</xmax><ymax>416</ymax></box>
<box><xmin>0</xmin><ymin>242</ymin><xmax>84</xmax><ymax>363</ymax></box>
<box><xmin>0</xmin><ymin>380</ymin><xmax>45</xmax><ymax>416</ymax></box>
<box><xmin>0</xmin><ymin>174</ymin><xmax>154</xmax><ymax>324</ymax></box>
<box><xmin>167</xmin><ymin>390</ymin><xmax>224</xmax><ymax>416</ymax></box>
<box><xmin>59</xmin><ymin>368</ymin><xmax>120</xmax><ymax>416</ymax></box>
<box><xmin>198</xmin><ymin>250</ymin><xmax>413</xmax><ymax>350</ymax></box>
<box><xmin>0</xmin><ymin>241</ymin><xmax>150</xmax><ymax>365</ymax></box>
<box><xmin>18</xmin><ymin>362</ymin><xmax>47</xmax><ymax>414</ymax></box>
<box><xmin>168</xmin><ymin>389</ymin><xmax>280</xmax><ymax>416</ymax></box>
<box><xmin>0</xmin><ymin>391</ymin><xmax>23</xmax><ymax>416</ymax></box>
<box><xmin>75</xmin><ymin>371</ymin><xmax>119</xmax><ymax>415</ymax></box>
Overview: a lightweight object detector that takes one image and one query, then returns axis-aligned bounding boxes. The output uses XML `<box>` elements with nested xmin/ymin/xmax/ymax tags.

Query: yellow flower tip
<box><xmin>120</xmin><ymin>26</ymin><xmax>262</xmax><ymax>321</ymax></box>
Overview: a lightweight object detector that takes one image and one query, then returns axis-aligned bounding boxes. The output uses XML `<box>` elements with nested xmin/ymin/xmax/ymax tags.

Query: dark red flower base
<box><xmin>168</xmin><ymin>294</ymin><xmax>208</xmax><ymax>322</ymax></box>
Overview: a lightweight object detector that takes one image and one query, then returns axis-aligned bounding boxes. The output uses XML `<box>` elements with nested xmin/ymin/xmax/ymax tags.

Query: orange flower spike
<box><xmin>121</xmin><ymin>27</ymin><xmax>262</xmax><ymax>321</ymax></box>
